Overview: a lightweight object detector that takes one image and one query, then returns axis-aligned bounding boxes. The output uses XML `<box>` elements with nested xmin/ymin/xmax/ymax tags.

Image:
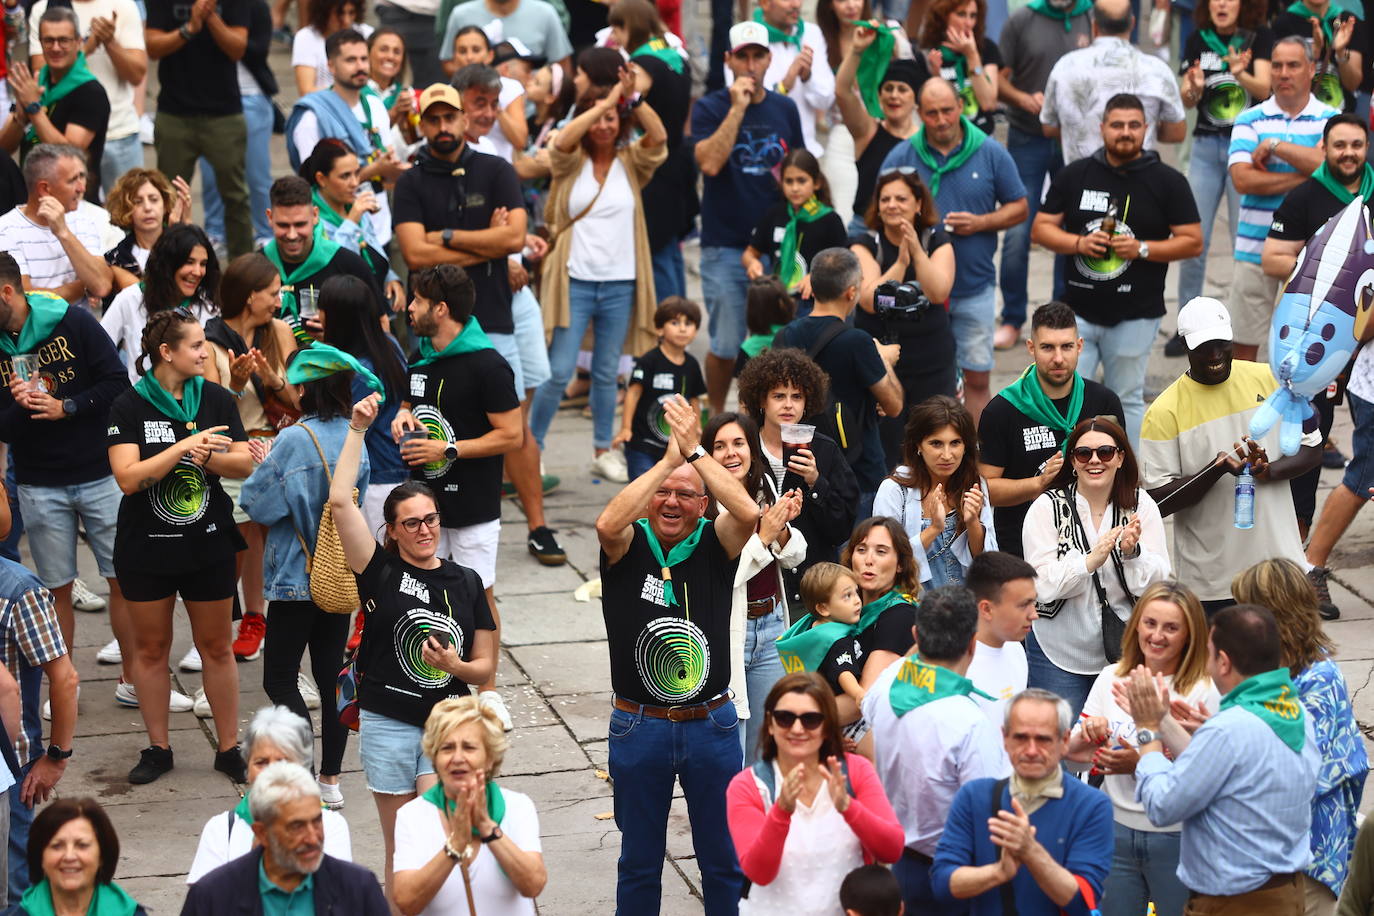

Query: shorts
<box><xmin>117</xmin><ymin>554</ymin><xmax>238</xmax><ymax>603</ymax></box>
<box><xmin>437</xmin><ymin>518</ymin><xmax>499</xmax><ymax>589</ymax></box>
<box><xmin>219</xmin><ymin>475</ymin><xmax>250</xmax><ymax>526</ymax></box>
<box><xmin>948</xmin><ymin>284</ymin><xmax>997</xmax><ymax>372</ymax></box>
<box><xmin>510</xmin><ymin>285</ymin><xmax>551</xmax><ymax>393</ymax></box>
<box><xmin>17</xmin><ymin>476</ymin><xmax>120</xmax><ymax>587</ymax></box>
<box><xmin>358</xmin><ymin>708</ymin><xmax>436</xmax><ymax>794</ymax></box>
<box><xmin>699</xmin><ymin>245</ymin><xmax>749</xmax><ymax>359</ymax></box>
<box><xmin>362</xmin><ymin>479</ymin><xmax>406</xmax><ymax>544</ymax></box>
<box><xmin>1343</xmin><ymin>391</ymin><xmax>1374</xmax><ymax>495</ymax></box>
<box><xmin>1229</xmin><ymin>260</ymin><xmax>1281</xmax><ymax>347</ymax></box>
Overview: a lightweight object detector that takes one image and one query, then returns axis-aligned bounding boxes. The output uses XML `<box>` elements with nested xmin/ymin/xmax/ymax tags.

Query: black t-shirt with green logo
<box><xmin>104</xmin><ymin>383</ymin><xmax>246</xmax><ymax>574</ymax></box>
<box><xmin>1180</xmin><ymin>28</ymin><xmax>1275</xmax><ymax>136</ymax></box>
<box><xmin>600</xmin><ymin>523</ymin><xmax>737</xmax><ymax>706</ymax></box>
<box><xmin>627</xmin><ymin>346</ymin><xmax>707</xmax><ymax>457</ymax></box>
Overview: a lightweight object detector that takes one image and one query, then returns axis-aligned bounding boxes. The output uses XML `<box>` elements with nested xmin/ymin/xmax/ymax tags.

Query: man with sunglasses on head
<box><xmin>1140</xmin><ymin>296</ymin><xmax>1322</xmax><ymax>616</ymax></box>
<box><xmin>595</xmin><ymin>393</ymin><xmax>761</xmax><ymax>915</ymax></box>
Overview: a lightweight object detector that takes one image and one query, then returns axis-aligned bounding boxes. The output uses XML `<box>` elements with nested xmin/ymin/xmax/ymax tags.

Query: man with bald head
<box><xmin>880</xmin><ymin>78</ymin><xmax>1027</xmax><ymax>422</ymax></box>
<box><xmin>595</xmin><ymin>393</ymin><xmax>763</xmax><ymax>914</ymax></box>
<box><xmin>1041</xmin><ymin>0</ymin><xmax>1186</xmax><ymax>164</ymax></box>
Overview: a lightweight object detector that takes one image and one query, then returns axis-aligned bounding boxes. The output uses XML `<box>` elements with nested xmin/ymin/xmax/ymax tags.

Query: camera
<box><xmin>873</xmin><ymin>280</ymin><xmax>932</xmax><ymax>321</ymax></box>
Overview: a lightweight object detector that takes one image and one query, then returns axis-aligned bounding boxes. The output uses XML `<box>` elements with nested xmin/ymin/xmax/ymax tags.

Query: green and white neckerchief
<box><xmin>133</xmin><ymin>372</ymin><xmax>204</xmax><ymax>431</ymax></box>
<box><xmin>887</xmin><ymin>653</ymin><xmax>993</xmax><ymax>717</ymax></box>
<box><xmin>777</xmin><ymin>196</ymin><xmax>835</xmax><ymax>293</ymax></box>
<box><xmin>1311</xmin><ymin>161</ymin><xmax>1374</xmax><ymax>204</ymax></box>
<box><xmin>1219</xmin><ymin>667</ymin><xmax>1306</xmax><ymax>752</ymax></box>
<box><xmin>0</xmin><ymin>291</ymin><xmax>66</xmax><ymax>356</ymax></box>
<box><xmin>234</xmin><ymin>791</ymin><xmax>334</xmax><ymax>825</ymax></box>
<box><xmin>634</xmin><ymin>517</ymin><xmax>707</xmax><ymax>608</ymax></box>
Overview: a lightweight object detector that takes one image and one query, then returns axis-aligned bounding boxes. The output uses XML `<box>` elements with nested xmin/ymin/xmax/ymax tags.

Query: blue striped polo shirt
<box><xmin>1227</xmin><ymin>95</ymin><xmax>1338</xmax><ymax>264</ymax></box>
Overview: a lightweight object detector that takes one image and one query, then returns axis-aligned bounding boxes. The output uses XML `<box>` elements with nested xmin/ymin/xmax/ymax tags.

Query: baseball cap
<box><xmin>729</xmin><ymin>21</ymin><xmax>770</xmax><ymax>53</ymax></box>
<box><xmin>1176</xmin><ymin>296</ymin><xmax>1233</xmax><ymax>349</ymax></box>
<box><xmin>418</xmin><ymin>84</ymin><xmax>464</xmax><ymax>115</ymax></box>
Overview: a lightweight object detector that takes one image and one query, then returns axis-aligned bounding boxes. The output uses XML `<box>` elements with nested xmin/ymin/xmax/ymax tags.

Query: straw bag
<box><xmin>291</xmin><ymin>422</ymin><xmax>360</xmax><ymax>615</ymax></box>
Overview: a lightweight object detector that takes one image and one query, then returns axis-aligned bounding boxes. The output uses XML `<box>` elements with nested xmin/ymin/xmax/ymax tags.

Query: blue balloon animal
<box><xmin>1251</xmin><ymin>197</ymin><xmax>1374</xmax><ymax>454</ymax></box>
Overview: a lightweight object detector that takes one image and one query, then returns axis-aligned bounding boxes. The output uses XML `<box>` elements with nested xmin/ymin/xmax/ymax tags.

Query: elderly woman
<box><xmin>18</xmin><ymin>799</ymin><xmax>146</xmax><ymax>915</ymax></box>
<box><xmin>186</xmin><ymin>705</ymin><xmax>354</xmax><ymax>883</ymax></box>
<box><xmin>393</xmin><ymin>696</ymin><xmax>546</xmax><ymax>915</ymax></box>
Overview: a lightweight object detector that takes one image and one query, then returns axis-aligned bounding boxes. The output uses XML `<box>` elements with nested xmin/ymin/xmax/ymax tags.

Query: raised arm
<box><xmin>555</xmin><ymin>82</ymin><xmax>625</xmax><ymax>154</ymax></box>
<box><xmin>663</xmin><ymin>395</ymin><xmax>759</xmax><ymax>556</ymax></box>
<box><xmin>332</xmin><ymin>394</ymin><xmax>383</xmax><ymax>574</ymax></box>
<box><xmin>595</xmin><ymin>437</ymin><xmax>683</xmax><ymax>564</ymax></box>
<box><xmin>695</xmin><ymin>80</ymin><xmax>753</xmax><ymax>177</ymax></box>
<box><xmin>834</xmin><ymin>26</ymin><xmax>880</xmax><ymax>151</ymax></box>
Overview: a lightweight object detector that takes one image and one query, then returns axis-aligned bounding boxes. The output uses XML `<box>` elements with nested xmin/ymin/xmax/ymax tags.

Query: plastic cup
<box><xmin>400</xmin><ymin>428</ymin><xmax>428</xmax><ymax>448</ymax></box>
<box><xmin>297</xmin><ymin>287</ymin><xmax>320</xmax><ymax>319</ymax></box>
<box><xmin>780</xmin><ymin>423</ymin><xmax>816</xmax><ymax>467</ymax></box>
<box><xmin>9</xmin><ymin>353</ymin><xmax>38</xmax><ymax>386</ymax></box>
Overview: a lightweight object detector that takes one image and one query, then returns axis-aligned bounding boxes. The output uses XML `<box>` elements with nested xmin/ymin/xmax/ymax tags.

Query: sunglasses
<box><xmin>772</xmin><ymin>709</ymin><xmax>825</xmax><ymax>730</ymax></box>
<box><xmin>398</xmin><ymin>512</ymin><xmax>442</xmax><ymax>532</ymax></box>
<box><xmin>1071</xmin><ymin>445</ymin><xmax>1123</xmax><ymax>463</ymax></box>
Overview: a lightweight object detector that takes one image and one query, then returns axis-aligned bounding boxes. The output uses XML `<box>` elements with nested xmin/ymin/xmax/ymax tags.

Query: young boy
<box><xmin>777</xmin><ymin>562</ymin><xmax>866</xmax><ymax>708</ymax></box>
<box><xmin>840</xmin><ymin>865</ymin><xmax>903</xmax><ymax>916</ymax></box>
<box><xmin>613</xmin><ymin>297</ymin><xmax>706</xmax><ymax>480</ymax></box>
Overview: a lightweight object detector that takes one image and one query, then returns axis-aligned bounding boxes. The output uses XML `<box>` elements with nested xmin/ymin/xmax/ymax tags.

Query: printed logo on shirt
<box><xmin>392</xmin><ymin>607</ymin><xmax>462</xmax><ymax>689</ymax></box>
<box><xmin>639</xmin><ymin>573</ymin><xmax>668</xmax><ymax>607</ymax></box>
<box><xmin>1272</xmin><ymin>218</ymin><xmax>1286</xmax><ymax>233</ymax></box>
<box><xmin>398</xmin><ymin>571</ymin><xmax>431</xmax><ymax>605</ymax></box>
<box><xmin>730</xmin><ymin>126</ymin><xmax>789</xmax><ymax>176</ymax></box>
<box><xmin>148</xmin><ymin>458</ymin><xmax>209</xmax><ymax>527</ymax></box>
<box><xmin>648</xmin><ymin>394</ymin><xmax>677</xmax><ymax>444</ymax></box>
<box><xmin>1022</xmin><ymin>424</ymin><xmax>1057</xmax><ymax>452</ymax></box>
<box><xmin>465</xmin><ymin>193</ymin><xmax>487</xmax><ymax>209</ymax></box>
<box><xmin>1078</xmin><ymin>190</ymin><xmax>1110</xmax><ymax>213</ymax></box>
<box><xmin>107</xmin><ymin>424</ymin><xmax>119</xmax><ymax>436</ymax></box>
<box><xmin>1076</xmin><ymin>215</ymin><xmax>1135</xmax><ymax>282</ymax></box>
<box><xmin>410</xmin><ymin>374</ymin><xmax>428</xmax><ymax>398</ymax></box>
<box><xmin>409</xmin><ymin>404</ymin><xmax>456</xmax><ymax>480</ymax></box>
<box><xmin>143</xmin><ymin>420</ymin><xmax>176</xmax><ymax>445</ymax></box>
<box><xmin>634</xmin><ymin>616</ymin><xmax>711</xmax><ymax>704</ymax></box>
<box><xmin>651</xmin><ymin>372</ymin><xmax>676</xmax><ymax>391</ymax></box>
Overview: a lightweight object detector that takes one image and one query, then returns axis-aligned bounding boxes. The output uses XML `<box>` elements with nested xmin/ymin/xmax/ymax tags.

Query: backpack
<box><xmin>290</xmin><ymin>422</ymin><xmax>361</xmax><ymax>615</ymax></box>
<box><xmin>773</xmin><ymin>320</ymin><xmax>868</xmax><ymax>464</ymax></box>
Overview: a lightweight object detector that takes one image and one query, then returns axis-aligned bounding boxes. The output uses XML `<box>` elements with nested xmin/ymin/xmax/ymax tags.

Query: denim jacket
<box><xmin>240</xmin><ymin>417</ymin><xmax>369</xmax><ymax>602</ymax></box>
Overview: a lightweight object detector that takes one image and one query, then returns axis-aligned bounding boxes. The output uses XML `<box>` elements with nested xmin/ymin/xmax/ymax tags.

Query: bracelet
<box><xmin>443</xmin><ymin>841</ymin><xmax>461</xmax><ymax>862</ymax></box>
<box><xmin>178</xmin><ymin>24</ymin><xmax>193</xmax><ymax>41</ymax></box>
<box><xmin>348</xmin><ymin>424</ymin><xmax>367</xmax><ymax>433</ymax></box>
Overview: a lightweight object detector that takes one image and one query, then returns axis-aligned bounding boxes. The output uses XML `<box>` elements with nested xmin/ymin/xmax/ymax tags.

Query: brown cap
<box><xmin>418</xmin><ymin>83</ymin><xmax>464</xmax><ymax>115</ymax></box>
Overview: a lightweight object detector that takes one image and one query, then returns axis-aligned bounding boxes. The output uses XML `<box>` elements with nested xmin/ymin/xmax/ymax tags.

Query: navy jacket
<box><xmin>180</xmin><ymin>849</ymin><xmax>389</xmax><ymax>916</ymax></box>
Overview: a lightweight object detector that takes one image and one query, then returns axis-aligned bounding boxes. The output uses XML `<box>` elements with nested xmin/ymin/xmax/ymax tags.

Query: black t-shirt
<box><xmin>636</xmin><ymin>54</ymin><xmax>696</xmax><ymax>250</ymax></box>
<box><xmin>1179</xmin><ymin>28</ymin><xmax>1275</xmax><ymax>136</ymax></box>
<box><xmin>911</xmin><ymin>40</ymin><xmax>1004</xmax><ymax>134</ymax></box>
<box><xmin>391</xmin><ymin>146</ymin><xmax>524</xmax><ymax>334</ymax></box>
<box><xmin>818</xmin><ymin>631</ymin><xmax>863</xmax><ymax>695</ymax></box>
<box><xmin>976</xmin><ymin>378</ymin><xmax>1124</xmax><ymax>557</ymax></box>
<box><xmin>626</xmin><ymin>346</ymin><xmax>706</xmax><ymax>456</ymax></box>
<box><xmin>600</xmin><ymin>523</ymin><xmax>737</xmax><ymax>706</ymax></box>
<box><xmin>282</xmin><ymin>246</ymin><xmax>386</xmax><ymax>321</ymax></box>
<box><xmin>20</xmin><ymin>80</ymin><xmax>107</xmax><ymax>203</ymax></box>
<box><xmin>104</xmin><ymin>383</ymin><xmax>247</xmax><ymax>573</ymax></box>
<box><xmin>1270</xmin><ymin>176</ymin><xmax>1355</xmax><ymax>241</ymax></box>
<box><xmin>1271</xmin><ymin>9</ymin><xmax>1366</xmax><ymax>111</ymax></box>
<box><xmin>748</xmin><ymin>202</ymin><xmax>849</xmax><ymax>287</ymax></box>
<box><xmin>405</xmin><ymin>347</ymin><xmax>519</xmax><ymax>528</ymax></box>
<box><xmin>853</xmin><ymin>127</ymin><xmax>903</xmax><ymax>220</ymax></box>
<box><xmin>1041</xmin><ymin>153</ymin><xmax>1200</xmax><ymax>326</ymax></box>
<box><xmin>355</xmin><ymin>543</ymin><xmax>494</xmax><ymax>728</ymax></box>
<box><xmin>0</xmin><ymin>154</ymin><xmax>25</xmax><ymax>216</ymax></box>
<box><xmin>856</xmin><ymin>600</ymin><xmax>915</xmax><ymax>658</ymax></box>
<box><xmin>146</xmin><ymin>0</ymin><xmax>250</xmax><ymax>116</ymax></box>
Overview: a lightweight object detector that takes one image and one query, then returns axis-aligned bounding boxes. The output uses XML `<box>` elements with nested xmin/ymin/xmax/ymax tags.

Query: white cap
<box><xmin>729</xmin><ymin>21</ymin><xmax>770</xmax><ymax>53</ymax></box>
<box><xmin>1176</xmin><ymin>296</ymin><xmax>1233</xmax><ymax>349</ymax></box>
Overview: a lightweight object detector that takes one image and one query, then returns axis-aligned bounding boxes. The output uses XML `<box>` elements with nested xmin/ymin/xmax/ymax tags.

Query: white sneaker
<box><xmin>139</xmin><ymin>112</ymin><xmax>154</xmax><ymax>145</ymax></box>
<box><xmin>193</xmin><ymin>688</ymin><xmax>212</xmax><ymax>718</ymax></box>
<box><xmin>478</xmin><ymin>690</ymin><xmax>514</xmax><ymax>731</ymax></box>
<box><xmin>318</xmin><ymin>779</ymin><xmax>344</xmax><ymax>810</ymax></box>
<box><xmin>298</xmin><ymin>672</ymin><xmax>321</xmax><ymax>710</ymax></box>
<box><xmin>179</xmin><ymin>647</ymin><xmax>202</xmax><ymax>672</ymax></box>
<box><xmin>41</xmin><ymin>683</ymin><xmax>80</xmax><ymax>721</ymax></box>
<box><xmin>71</xmin><ymin>578</ymin><xmax>106</xmax><ymax>613</ymax></box>
<box><xmin>115</xmin><ymin>681</ymin><xmax>194</xmax><ymax>712</ymax></box>
<box><xmin>590</xmin><ymin>449</ymin><xmax>628</xmax><ymax>483</ymax></box>
<box><xmin>96</xmin><ymin>638</ymin><xmax>122</xmax><ymax>665</ymax></box>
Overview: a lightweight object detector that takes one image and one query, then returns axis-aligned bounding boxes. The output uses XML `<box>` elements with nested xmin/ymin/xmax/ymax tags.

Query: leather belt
<box><xmin>613</xmin><ymin>693</ymin><xmax>730</xmax><ymax>722</ymax></box>
<box><xmin>745</xmin><ymin>597</ymin><xmax>776</xmax><ymax>619</ymax></box>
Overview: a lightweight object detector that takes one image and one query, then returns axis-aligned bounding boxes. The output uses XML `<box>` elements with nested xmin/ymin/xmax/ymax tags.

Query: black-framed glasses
<box><xmin>1071</xmin><ymin>445</ymin><xmax>1123</xmax><ymax>464</ymax></box>
<box><xmin>398</xmin><ymin>512</ymin><xmax>442</xmax><ymax>532</ymax></box>
<box><xmin>772</xmin><ymin>709</ymin><xmax>825</xmax><ymax>730</ymax></box>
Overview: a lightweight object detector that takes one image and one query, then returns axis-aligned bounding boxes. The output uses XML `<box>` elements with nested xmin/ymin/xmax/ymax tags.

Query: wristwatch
<box><xmin>23</xmin><ymin>101</ymin><xmax>40</xmax><ymax>117</ymax></box>
<box><xmin>46</xmin><ymin>744</ymin><xmax>72</xmax><ymax>761</ymax></box>
<box><xmin>441</xmin><ymin>228</ymin><xmax>455</xmax><ymax>249</ymax></box>
<box><xmin>62</xmin><ymin>397</ymin><xmax>76</xmax><ymax>417</ymax></box>
<box><xmin>443</xmin><ymin>442</ymin><xmax>459</xmax><ymax>461</ymax></box>
<box><xmin>685</xmin><ymin>444</ymin><xmax>706</xmax><ymax>463</ymax></box>
<box><xmin>1136</xmin><ymin>242</ymin><xmax>1150</xmax><ymax>261</ymax></box>
<box><xmin>1267</xmin><ymin>137</ymin><xmax>1280</xmax><ymax>155</ymax></box>
<box><xmin>1134</xmin><ymin>728</ymin><xmax>1158</xmax><ymax>747</ymax></box>
<box><xmin>480</xmin><ymin>825</ymin><xmax>503</xmax><ymax>844</ymax></box>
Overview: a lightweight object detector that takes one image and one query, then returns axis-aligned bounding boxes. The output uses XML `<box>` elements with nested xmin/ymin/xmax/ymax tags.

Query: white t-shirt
<box><xmin>1347</xmin><ymin>342</ymin><xmax>1374</xmax><ymax>404</ymax></box>
<box><xmin>484</xmin><ymin>75</ymin><xmax>526</xmax><ymax>165</ymax></box>
<box><xmin>966</xmin><ymin>638</ymin><xmax>1027</xmax><ymax>728</ymax></box>
<box><xmin>0</xmin><ymin>205</ymin><xmax>103</xmax><ymax>293</ymax></box>
<box><xmin>292</xmin><ymin>23</ymin><xmax>375</xmax><ymax>93</ymax></box>
<box><xmin>29</xmin><ymin>0</ymin><xmax>145</xmax><ymax>141</ymax></box>
<box><xmin>567</xmin><ymin>158</ymin><xmax>636</xmax><ymax>282</ymax></box>
<box><xmin>101</xmin><ymin>283</ymin><xmax>218</xmax><ymax>382</ymax></box>
<box><xmin>393</xmin><ymin>788</ymin><xmax>541</xmax><ymax>916</ymax></box>
<box><xmin>185</xmin><ymin>807</ymin><xmax>352</xmax><ymax>883</ymax></box>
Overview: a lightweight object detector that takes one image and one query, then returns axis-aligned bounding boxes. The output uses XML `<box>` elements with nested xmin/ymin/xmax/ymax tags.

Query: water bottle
<box><xmin>1234</xmin><ymin>463</ymin><xmax>1255</xmax><ymax>530</ymax></box>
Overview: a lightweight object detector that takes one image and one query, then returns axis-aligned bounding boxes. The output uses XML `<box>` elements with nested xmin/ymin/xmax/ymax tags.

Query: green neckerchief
<box><xmin>740</xmin><ymin>324</ymin><xmax>786</xmax><ymax>359</ymax></box>
<box><xmin>847</xmin><ymin>19</ymin><xmax>899</xmax><ymax>119</ymax></box>
<box><xmin>856</xmin><ymin>590</ymin><xmax>913</xmax><ymax>632</ymax></box>
<box><xmin>0</xmin><ymin>291</ymin><xmax>66</xmax><ymax>356</ymax></box>
<box><xmin>630</xmin><ymin>38</ymin><xmax>685</xmax><ymax>75</ymax></box>
<box><xmin>1199</xmin><ymin>28</ymin><xmax>1244</xmax><ymax>66</ymax></box>
<box><xmin>999</xmin><ymin>364</ymin><xmax>1085</xmax><ymax>448</ymax></box>
<box><xmin>135</xmin><ymin>281</ymin><xmax>193</xmax><ymax>315</ymax></box>
<box><xmin>421</xmin><ymin>777</ymin><xmax>508</xmax><ymax>833</ymax></box>
<box><xmin>19</xmin><ymin>879</ymin><xmax>139</xmax><ymax>916</ymax></box>
<box><xmin>311</xmin><ymin>187</ymin><xmax>382</xmax><ymax>275</ymax></box>
<box><xmin>753</xmin><ymin>7</ymin><xmax>803</xmax><ymax>49</ymax></box>
<box><xmin>777</xmin><ymin>196</ymin><xmax>835</xmax><ymax>292</ymax></box>
<box><xmin>888</xmin><ymin>653</ymin><xmax>993</xmax><ymax>717</ymax></box>
<box><xmin>938</xmin><ymin>47</ymin><xmax>981</xmax><ymax>119</ymax></box>
<box><xmin>909</xmin><ymin>117</ymin><xmax>987</xmax><ymax>196</ymax></box>
<box><xmin>26</xmin><ymin>52</ymin><xmax>99</xmax><ymax>143</ymax></box>
<box><xmin>1287</xmin><ymin>0</ymin><xmax>1346</xmax><ymax>42</ymax></box>
<box><xmin>262</xmin><ymin>228</ymin><xmax>341</xmax><ymax>320</ymax></box>
<box><xmin>1026</xmin><ymin>0</ymin><xmax>1092</xmax><ymax>30</ymax></box>
<box><xmin>775</xmin><ymin>614</ymin><xmax>859</xmax><ymax>673</ymax></box>
<box><xmin>286</xmin><ymin>342</ymin><xmax>386</xmax><ymax>400</ymax></box>
<box><xmin>133</xmin><ymin>372</ymin><xmax>204</xmax><ymax>430</ymax></box>
<box><xmin>1219</xmin><ymin>667</ymin><xmax>1306</xmax><ymax>752</ymax></box>
<box><xmin>1311</xmin><ymin>161</ymin><xmax>1374</xmax><ymax>204</ymax></box>
<box><xmin>412</xmin><ymin>317</ymin><xmax>495</xmax><ymax>367</ymax></box>
<box><xmin>369</xmin><ymin>79</ymin><xmax>406</xmax><ymax>112</ymax></box>
<box><xmin>633</xmin><ymin>517</ymin><xmax>707</xmax><ymax>608</ymax></box>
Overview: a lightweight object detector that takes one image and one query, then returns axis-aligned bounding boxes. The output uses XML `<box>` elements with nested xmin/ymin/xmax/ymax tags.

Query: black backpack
<box><xmin>773</xmin><ymin>321</ymin><xmax>868</xmax><ymax>464</ymax></box>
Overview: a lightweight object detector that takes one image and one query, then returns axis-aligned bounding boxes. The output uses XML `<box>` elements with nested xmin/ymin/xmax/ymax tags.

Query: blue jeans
<box><xmin>1000</xmin><ymin>127</ymin><xmax>1067</xmax><ymax>328</ymax></box>
<box><xmin>7</xmin><ymin>662</ymin><xmax>39</xmax><ymax>905</ymax></box>
<box><xmin>652</xmin><ymin>240</ymin><xmax>686</xmax><ymax>302</ymax></box>
<box><xmin>608</xmin><ymin>700</ymin><xmax>743</xmax><ymax>915</ymax></box>
<box><xmin>742</xmin><ymin>606</ymin><xmax>786</xmax><ymax>763</ymax></box>
<box><xmin>201</xmin><ymin>92</ymin><xmax>274</xmax><ymax>246</ymax></box>
<box><xmin>1177</xmin><ymin>132</ymin><xmax>1239</xmax><ymax>309</ymax></box>
<box><xmin>529</xmin><ymin>279</ymin><xmax>635</xmax><ymax>450</ymax></box>
<box><xmin>1077</xmin><ymin>316</ymin><xmax>1160</xmax><ymax>449</ymax></box>
<box><xmin>1102</xmin><ymin>822</ymin><xmax>1188</xmax><ymax>916</ymax></box>
<box><xmin>99</xmin><ymin>132</ymin><xmax>144</xmax><ymax>196</ymax></box>
<box><xmin>625</xmin><ymin>446</ymin><xmax>659</xmax><ymax>480</ymax></box>
<box><xmin>1025</xmin><ymin>629</ymin><xmax>1096</xmax><ymax>720</ymax></box>
<box><xmin>699</xmin><ymin>246</ymin><xmax>749</xmax><ymax>359</ymax></box>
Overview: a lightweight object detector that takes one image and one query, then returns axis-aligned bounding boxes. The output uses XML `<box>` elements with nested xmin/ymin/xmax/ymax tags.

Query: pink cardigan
<box><xmin>725</xmin><ymin>752</ymin><xmax>906</xmax><ymax>886</ymax></box>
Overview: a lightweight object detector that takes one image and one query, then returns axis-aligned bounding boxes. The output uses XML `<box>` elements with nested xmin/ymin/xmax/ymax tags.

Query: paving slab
<box><xmin>497</xmin><ymin>590</ymin><xmax>608</xmax><ymax>647</ymax></box>
<box><xmin>546</xmin><ymin>691</ymin><xmax>614</xmax><ymax>745</ymax></box>
<box><xmin>507</xmin><ymin>642</ymin><xmax>612</xmax><ymax>697</ymax></box>
<box><xmin>500</xmin><ymin>724</ymin><xmax>593</xmax><ymax>777</ymax></box>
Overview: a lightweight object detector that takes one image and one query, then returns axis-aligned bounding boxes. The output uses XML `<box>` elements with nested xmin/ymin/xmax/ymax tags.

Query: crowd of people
<box><xmin>0</xmin><ymin>0</ymin><xmax>1368</xmax><ymax>912</ymax></box>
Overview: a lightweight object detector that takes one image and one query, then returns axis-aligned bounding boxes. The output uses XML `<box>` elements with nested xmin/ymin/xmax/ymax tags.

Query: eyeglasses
<box><xmin>654</xmin><ymin>488</ymin><xmax>703</xmax><ymax>502</ymax></box>
<box><xmin>39</xmin><ymin>36</ymin><xmax>76</xmax><ymax>47</ymax></box>
<box><xmin>879</xmin><ymin>167</ymin><xmax>919</xmax><ymax>180</ymax></box>
<box><xmin>772</xmin><ymin>709</ymin><xmax>825</xmax><ymax>730</ymax></box>
<box><xmin>1071</xmin><ymin>445</ymin><xmax>1123</xmax><ymax>464</ymax></box>
<box><xmin>398</xmin><ymin>512</ymin><xmax>442</xmax><ymax>532</ymax></box>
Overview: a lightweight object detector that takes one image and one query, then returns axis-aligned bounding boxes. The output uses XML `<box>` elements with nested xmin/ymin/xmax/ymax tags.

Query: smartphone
<box><xmin>428</xmin><ymin>630</ymin><xmax>452</xmax><ymax>650</ymax></box>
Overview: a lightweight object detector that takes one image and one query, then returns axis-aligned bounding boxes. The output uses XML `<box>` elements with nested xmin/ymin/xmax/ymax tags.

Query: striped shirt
<box><xmin>1227</xmin><ymin>96</ymin><xmax>1338</xmax><ymax>264</ymax></box>
<box><xmin>0</xmin><ymin>557</ymin><xmax>68</xmax><ymax>765</ymax></box>
<box><xmin>0</xmin><ymin>205</ymin><xmax>103</xmax><ymax>292</ymax></box>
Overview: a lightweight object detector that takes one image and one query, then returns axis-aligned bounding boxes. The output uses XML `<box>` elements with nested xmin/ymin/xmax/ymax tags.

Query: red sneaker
<box><xmin>346</xmin><ymin>610</ymin><xmax>364</xmax><ymax>652</ymax></box>
<box><xmin>232</xmin><ymin>613</ymin><xmax>266</xmax><ymax>661</ymax></box>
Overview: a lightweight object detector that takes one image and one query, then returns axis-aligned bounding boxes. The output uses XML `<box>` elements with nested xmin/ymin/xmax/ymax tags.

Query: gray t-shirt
<box><xmin>439</xmin><ymin>0</ymin><xmax>572</xmax><ymax>62</ymax></box>
<box><xmin>998</xmin><ymin>5</ymin><xmax>1093</xmax><ymax>137</ymax></box>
